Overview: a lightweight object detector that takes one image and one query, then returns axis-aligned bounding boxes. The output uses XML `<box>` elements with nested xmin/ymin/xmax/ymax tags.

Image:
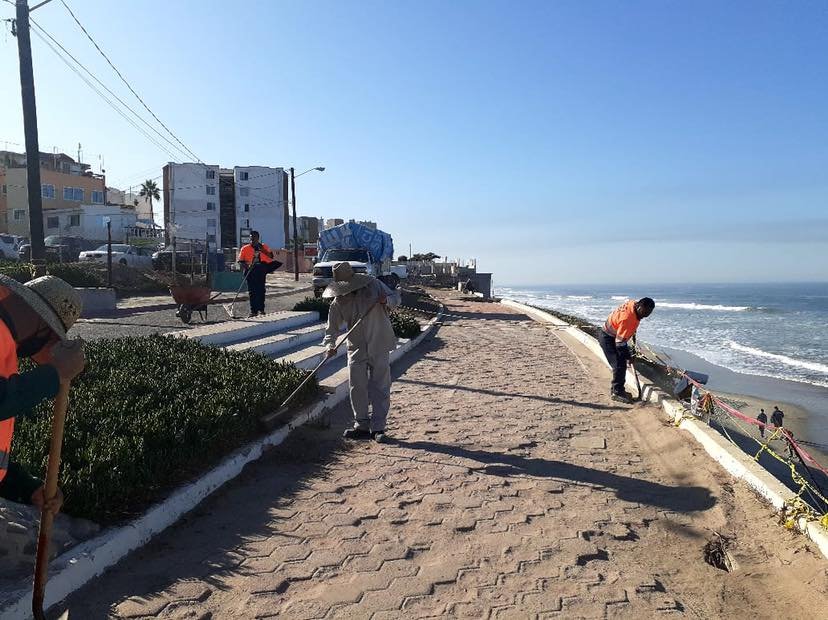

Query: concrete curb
<box><xmin>501</xmin><ymin>298</ymin><xmax>828</xmax><ymax>561</ymax></box>
<box><xmin>0</xmin><ymin>310</ymin><xmax>443</xmax><ymax>619</ymax></box>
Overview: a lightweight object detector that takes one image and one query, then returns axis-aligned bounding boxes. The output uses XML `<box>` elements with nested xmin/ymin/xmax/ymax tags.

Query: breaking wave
<box><xmin>729</xmin><ymin>342</ymin><xmax>828</xmax><ymax>376</ymax></box>
<box><xmin>659</xmin><ymin>302</ymin><xmax>751</xmax><ymax>312</ymax></box>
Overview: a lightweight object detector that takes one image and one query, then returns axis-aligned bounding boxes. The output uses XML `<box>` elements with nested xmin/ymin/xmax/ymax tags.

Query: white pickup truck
<box><xmin>312</xmin><ymin>248</ymin><xmax>380</xmax><ymax>297</ymax></box>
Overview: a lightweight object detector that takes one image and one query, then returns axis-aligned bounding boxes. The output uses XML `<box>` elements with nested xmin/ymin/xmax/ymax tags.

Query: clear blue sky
<box><xmin>2</xmin><ymin>0</ymin><xmax>826</xmax><ymax>285</ymax></box>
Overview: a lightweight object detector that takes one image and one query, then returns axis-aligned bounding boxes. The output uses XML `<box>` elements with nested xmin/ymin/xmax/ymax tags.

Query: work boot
<box><xmin>343</xmin><ymin>428</ymin><xmax>371</xmax><ymax>440</ymax></box>
<box><xmin>372</xmin><ymin>430</ymin><xmax>388</xmax><ymax>444</ymax></box>
<box><xmin>611</xmin><ymin>390</ymin><xmax>634</xmax><ymax>405</ymax></box>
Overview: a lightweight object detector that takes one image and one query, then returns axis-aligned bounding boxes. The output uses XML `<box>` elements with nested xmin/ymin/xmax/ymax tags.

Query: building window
<box><xmin>63</xmin><ymin>187</ymin><xmax>84</xmax><ymax>201</ymax></box>
<box><xmin>69</xmin><ymin>214</ymin><xmax>80</xmax><ymax>227</ymax></box>
<box><xmin>207</xmin><ymin>218</ymin><xmax>216</xmax><ymax>227</ymax></box>
<box><xmin>1</xmin><ymin>184</ymin><xmax>6</xmax><ymax>195</ymax></box>
<box><xmin>239</xmin><ymin>187</ymin><xmax>250</xmax><ymax>197</ymax></box>
<box><xmin>206</xmin><ymin>201</ymin><xmax>215</xmax><ymax>211</ymax></box>
<box><xmin>13</xmin><ymin>209</ymin><xmax>25</xmax><ymax>220</ymax></box>
<box><xmin>41</xmin><ymin>184</ymin><xmax>55</xmax><ymax>199</ymax></box>
<box><xmin>244</xmin><ymin>203</ymin><xmax>250</xmax><ymax>212</ymax></box>
<box><xmin>206</xmin><ymin>169</ymin><xmax>216</xmax><ymax>180</ymax></box>
<box><xmin>245</xmin><ymin>219</ymin><xmax>250</xmax><ymax>227</ymax></box>
<box><xmin>239</xmin><ymin>171</ymin><xmax>249</xmax><ymax>181</ymax></box>
<box><xmin>208</xmin><ymin>234</ymin><xmax>216</xmax><ymax>242</ymax></box>
<box><xmin>91</xmin><ymin>190</ymin><xmax>104</xmax><ymax>204</ymax></box>
<box><xmin>206</xmin><ymin>185</ymin><xmax>216</xmax><ymax>196</ymax></box>
<box><xmin>47</xmin><ymin>216</ymin><xmax>59</xmax><ymax>229</ymax></box>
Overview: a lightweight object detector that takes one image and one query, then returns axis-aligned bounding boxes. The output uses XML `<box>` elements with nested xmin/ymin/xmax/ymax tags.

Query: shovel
<box><xmin>631</xmin><ymin>361</ymin><xmax>643</xmax><ymax>401</ymax></box>
<box><xmin>32</xmin><ymin>380</ymin><xmax>71</xmax><ymax>620</ymax></box>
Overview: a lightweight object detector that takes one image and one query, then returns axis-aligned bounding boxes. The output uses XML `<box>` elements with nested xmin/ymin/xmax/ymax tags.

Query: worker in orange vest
<box><xmin>599</xmin><ymin>297</ymin><xmax>655</xmax><ymax>404</ymax></box>
<box><xmin>238</xmin><ymin>230</ymin><xmax>282</xmax><ymax>317</ymax></box>
<box><xmin>0</xmin><ymin>274</ymin><xmax>85</xmax><ymax>512</ymax></box>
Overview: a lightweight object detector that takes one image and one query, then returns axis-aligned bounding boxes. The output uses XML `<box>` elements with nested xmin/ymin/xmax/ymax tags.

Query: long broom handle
<box><xmin>277</xmin><ymin>312</ymin><xmax>369</xmax><ymax>411</ymax></box>
<box><xmin>32</xmin><ymin>380</ymin><xmax>71</xmax><ymax>620</ymax></box>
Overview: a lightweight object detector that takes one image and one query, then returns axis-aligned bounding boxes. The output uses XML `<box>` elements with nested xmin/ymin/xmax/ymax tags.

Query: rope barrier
<box><xmin>636</xmin><ymin>341</ymin><xmax>828</xmax><ymax>519</ymax></box>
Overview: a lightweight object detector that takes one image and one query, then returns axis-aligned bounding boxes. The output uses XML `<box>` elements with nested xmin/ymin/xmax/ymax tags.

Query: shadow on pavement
<box><xmin>395</xmin><ymin>377</ymin><xmax>619</xmax><ymax>411</ymax></box>
<box><xmin>392</xmin><ymin>439</ymin><xmax>717</xmax><ymax>513</ymax></box>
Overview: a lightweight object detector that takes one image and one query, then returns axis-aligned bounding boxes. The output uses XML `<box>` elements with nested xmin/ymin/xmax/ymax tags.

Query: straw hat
<box><xmin>0</xmin><ymin>274</ymin><xmax>83</xmax><ymax>340</ymax></box>
<box><xmin>322</xmin><ymin>262</ymin><xmax>373</xmax><ymax>299</ymax></box>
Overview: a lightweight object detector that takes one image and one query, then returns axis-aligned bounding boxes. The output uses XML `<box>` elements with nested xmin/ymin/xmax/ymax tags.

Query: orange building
<box><xmin>0</xmin><ymin>151</ymin><xmax>106</xmax><ymax>235</ymax></box>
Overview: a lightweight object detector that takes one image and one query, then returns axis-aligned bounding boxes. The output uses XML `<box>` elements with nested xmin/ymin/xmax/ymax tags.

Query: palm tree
<box><xmin>139</xmin><ymin>179</ymin><xmax>160</xmax><ymax>226</ymax></box>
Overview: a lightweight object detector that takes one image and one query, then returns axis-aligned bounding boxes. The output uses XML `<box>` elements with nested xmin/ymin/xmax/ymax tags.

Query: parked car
<box><xmin>0</xmin><ymin>234</ymin><xmax>20</xmax><ymax>260</ymax></box>
<box><xmin>79</xmin><ymin>244</ymin><xmax>154</xmax><ymax>269</ymax></box>
<box><xmin>18</xmin><ymin>235</ymin><xmax>94</xmax><ymax>262</ymax></box>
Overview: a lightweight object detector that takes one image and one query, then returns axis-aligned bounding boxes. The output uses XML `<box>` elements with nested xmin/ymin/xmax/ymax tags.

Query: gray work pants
<box><xmin>348</xmin><ymin>351</ymin><xmax>391</xmax><ymax>432</ymax></box>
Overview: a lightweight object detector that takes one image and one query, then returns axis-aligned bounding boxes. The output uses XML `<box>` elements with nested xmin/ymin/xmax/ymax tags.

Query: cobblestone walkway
<box><xmin>60</xmin><ymin>296</ymin><xmax>828</xmax><ymax>619</ymax></box>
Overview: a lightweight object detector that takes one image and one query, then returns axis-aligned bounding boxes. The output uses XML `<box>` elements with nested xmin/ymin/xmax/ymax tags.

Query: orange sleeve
<box><xmin>238</xmin><ymin>245</ymin><xmax>252</xmax><ymax>262</ymax></box>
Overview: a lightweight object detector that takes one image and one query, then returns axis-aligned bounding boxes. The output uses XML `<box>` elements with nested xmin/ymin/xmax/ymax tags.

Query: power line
<box><xmin>59</xmin><ymin>0</ymin><xmax>201</xmax><ymax>163</ymax></box>
<box><xmin>29</xmin><ymin>20</ymin><xmax>193</xmax><ymax>162</ymax></box>
<box><xmin>29</xmin><ymin>26</ymin><xmax>184</xmax><ymax>163</ymax></box>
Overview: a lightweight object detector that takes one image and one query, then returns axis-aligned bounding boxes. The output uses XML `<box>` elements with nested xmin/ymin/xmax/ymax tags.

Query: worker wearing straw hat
<box><xmin>322</xmin><ymin>262</ymin><xmax>401</xmax><ymax>443</ymax></box>
<box><xmin>0</xmin><ymin>274</ymin><xmax>85</xmax><ymax>512</ymax></box>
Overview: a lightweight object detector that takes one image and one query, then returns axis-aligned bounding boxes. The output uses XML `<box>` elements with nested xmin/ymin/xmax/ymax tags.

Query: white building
<box><xmin>43</xmin><ymin>204</ymin><xmax>137</xmax><ymax>243</ymax></box>
<box><xmin>106</xmin><ymin>187</ymin><xmax>154</xmax><ymax>222</ymax></box>
<box><xmin>234</xmin><ymin>166</ymin><xmax>287</xmax><ymax>248</ymax></box>
<box><xmin>162</xmin><ymin>162</ymin><xmax>221</xmax><ymax>246</ymax></box>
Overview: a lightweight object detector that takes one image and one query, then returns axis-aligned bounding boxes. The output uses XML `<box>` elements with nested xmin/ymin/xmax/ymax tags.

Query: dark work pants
<box><xmin>246</xmin><ymin>265</ymin><xmax>267</xmax><ymax>313</ymax></box>
<box><xmin>598</xmin><ymin>330</ymin><xmax>629</xmax><ymax>394</ymax></box>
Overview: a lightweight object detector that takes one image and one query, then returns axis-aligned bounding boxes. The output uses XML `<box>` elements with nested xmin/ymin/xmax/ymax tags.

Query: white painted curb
<box><xmin>501</xmin><ymin>298</ymin><xmax>828</xmax><ymax>561</ymax></box>
<box><xmin>0</xmin><ymin>310</ymin><xmax>443</xmax><ymax>619</ymax></box>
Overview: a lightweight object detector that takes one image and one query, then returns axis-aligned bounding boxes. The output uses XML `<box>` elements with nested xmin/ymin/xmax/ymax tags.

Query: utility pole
<box><xmin>290</xmin><ymin>167</ymin><xmax>299</xmax><ymax>281</ymax></box>
<box><xmin>14</xmin><ymin>0</ymin><xmax>51</xmax><ymax>267</ymax></box>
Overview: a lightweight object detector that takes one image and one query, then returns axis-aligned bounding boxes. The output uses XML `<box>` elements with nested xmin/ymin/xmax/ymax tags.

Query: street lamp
<box><xmin>289</xmin><ymin>166</ymin><xmax>325</xmax><ymax>281</ymax></box>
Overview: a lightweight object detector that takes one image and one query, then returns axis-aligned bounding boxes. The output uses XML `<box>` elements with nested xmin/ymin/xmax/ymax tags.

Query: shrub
<box><xmin>14</xmin><ymin>335</ymin><xmax>317</xmax><ymax>523</ymax></box>
<box><xmin>0</xmin><ymin>260</ymin><xmax>34</xmax><ymax>283</ymax></box>
<box><xmin>293</xmin><ymin>296</ymin><xmax>332</xmax><ymax>322</ymax></box>
<box><xmin>390</xmin><ymin>311</ymin><xmax>421</xmax><ymax>339</ymax></box>
<box><xmin>46</xmin><ymin>262</ymin><xmax>105</xmax><ymax>288</ymax></box>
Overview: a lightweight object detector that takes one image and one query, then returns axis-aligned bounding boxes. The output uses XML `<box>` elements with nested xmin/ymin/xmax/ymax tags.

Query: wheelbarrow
<box><xmin>170</xmin><ymin>284</ymin><xmax>217</xmax><ymax>324</ymax></box>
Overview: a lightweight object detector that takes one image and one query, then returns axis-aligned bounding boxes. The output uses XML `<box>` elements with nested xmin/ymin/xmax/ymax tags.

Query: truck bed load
<box><xmin>318</xmin><ymin>222</ymin><xmax>394</xmax><ymax>263</ymax></box>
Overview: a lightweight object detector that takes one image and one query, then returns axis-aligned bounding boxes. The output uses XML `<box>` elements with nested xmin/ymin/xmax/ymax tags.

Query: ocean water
<box><xmin>496</xmin><ymin>283</ymin><xmax>828</xmax><ymax>389</ymax></box>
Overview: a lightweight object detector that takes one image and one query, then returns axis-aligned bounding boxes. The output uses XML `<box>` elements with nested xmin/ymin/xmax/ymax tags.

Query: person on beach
<box><xmin>771</xmin><ymin>405</ymin><xmax>784</xmax><ymax>429</ymax></box>
<box><xmin>238</xmin><ymin>230</ymin><xmax>282</xmax><ymax>318</ymax></box>
<box><xmin>598</xmin><ymin>297</ymin><xmax>655</xmax><ymax>404</ymax></box>
<box><xmin>757</xmin><ymin>408</ymin><xmax>768</xmax><ymax>438</ymax></box>
<box><xmin>0</xmin><ymin>274</ymin><xmax>86</xmax><ymax>513</ymax></box>
<box><xmin>322</xmin><ymin>262</ymin><xmax>401</xmax><ymax>443</ymax></box>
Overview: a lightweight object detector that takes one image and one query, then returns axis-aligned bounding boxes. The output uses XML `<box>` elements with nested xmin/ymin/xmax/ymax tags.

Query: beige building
<box><xmin>0</xmin><ymin>151</ymin><xmax>106</xmax><ymax>235</ymax></box>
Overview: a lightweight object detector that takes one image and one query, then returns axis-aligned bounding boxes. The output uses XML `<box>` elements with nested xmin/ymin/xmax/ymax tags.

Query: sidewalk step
<box><xmin>278</xmin><ymin>344</ymin><xmax>347</xmax><ymax>370</ymax></box>
<box><xmin>227</xmin><ymin>324</ymin><xmax>325</xmax><ymax>357</ymax></box>
<box><xmin>173</xmin><ymin>311</ymin><xmax>319</xmax><ymax>347</ymax></box>
<box><xmin>319</xmin><ymin>366</ymin><xmax>350</xmax><ymax>395</ymax></box>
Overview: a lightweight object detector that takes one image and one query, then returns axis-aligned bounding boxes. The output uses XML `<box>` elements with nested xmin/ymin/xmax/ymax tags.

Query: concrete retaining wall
<box><xmin>501</xmin><ymin>298</ymin><xmax>828</xmax><ymax>561</ymax></box>
<box><xmin>77</xmin><ymin>288</ymin><xmax>116</xmax><ymax>317</ymax></box>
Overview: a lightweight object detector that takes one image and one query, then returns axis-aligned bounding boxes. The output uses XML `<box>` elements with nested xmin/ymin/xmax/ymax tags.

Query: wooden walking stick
<box><xmin>33</xmin><ymin>380</ymin><xmax>71</xmax><ymax>620</ymax></box>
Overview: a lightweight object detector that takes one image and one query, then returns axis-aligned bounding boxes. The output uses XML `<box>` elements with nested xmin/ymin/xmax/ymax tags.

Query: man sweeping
<box><xmin>598</xmin><ymin>297</ymin><xmax>655</xmax><ymax>404</ymax></box>
<box><xmin>322</xmin><ymin>262</ymin><xmax>401</xmax><ymax>443</ymax></box>
<box><xmin>238</xmin><ymin>231</ymin><xmax>282</xmax><ymax>317</ymax></box>
<box><xmin>0</xmin><ymin>274</ymin><xmax>85</xmax><ymax>512</ymax></box>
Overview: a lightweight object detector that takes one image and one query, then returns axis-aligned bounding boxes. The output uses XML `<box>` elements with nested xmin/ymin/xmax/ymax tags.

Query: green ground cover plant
<box><xmin>14</xmin><ymin>335</ymin><xmax>317</xmax><ymax>523</ymax></box>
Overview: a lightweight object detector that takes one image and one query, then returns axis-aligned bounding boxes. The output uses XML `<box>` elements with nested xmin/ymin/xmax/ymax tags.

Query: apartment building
<box><xmin>0</xmin><ymin>150</ymin><xmax>106</xmax><ymax>235</ymax></box>
<box><xmin>162</xmin><ymin>162</ymin><xmax>221</xmax><ymax>246</ymax></box>
<box><xmin>234</xmin><ymin>165</ymin><xmax>288</xmax><ymax>248</ymax></box>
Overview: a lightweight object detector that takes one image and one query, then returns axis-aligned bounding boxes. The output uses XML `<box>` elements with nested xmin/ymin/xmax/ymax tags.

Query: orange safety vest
<box><xmin>603</xmin><ymin>299</ymin><xmax>640</xmax><ymax>343</ymax></box>
<box><xmin>238</xmin><ymin>242</ymin><xmax>274</xmax><ymax>265</ymax></box>
<box><xmin>0</xmin><ymin>315</ymin><xmax>18</xmax><ymax>483</ymax></box>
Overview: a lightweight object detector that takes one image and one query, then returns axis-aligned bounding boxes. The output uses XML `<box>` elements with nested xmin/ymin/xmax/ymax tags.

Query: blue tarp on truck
<box><xmin>318</xmin><ymin>222</ymin><xmax>394</xmax><ymax>262</ymax></box>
